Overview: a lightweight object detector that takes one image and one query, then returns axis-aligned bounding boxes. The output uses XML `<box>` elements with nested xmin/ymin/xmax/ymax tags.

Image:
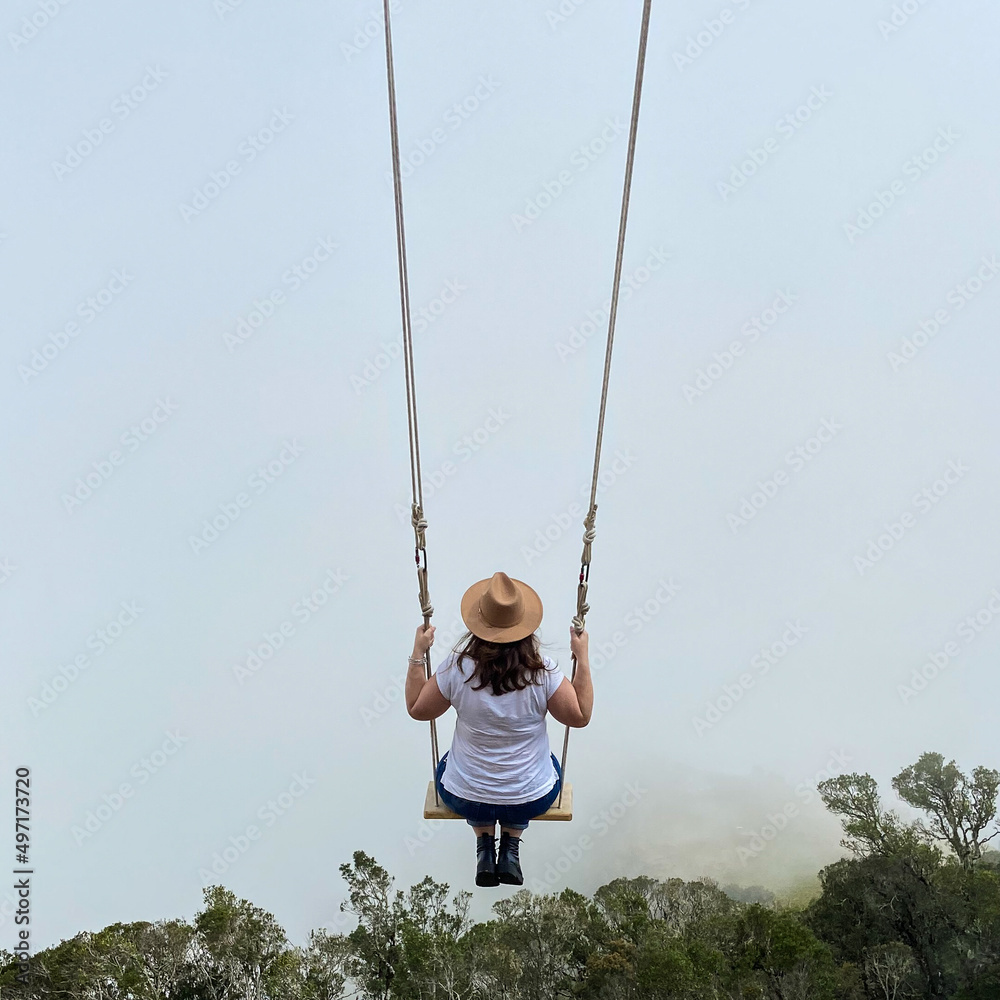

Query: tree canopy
<box><xmin>3</xmin><ymin>750</ymin><xmax>998</xmax><ymax>999</ymax></box>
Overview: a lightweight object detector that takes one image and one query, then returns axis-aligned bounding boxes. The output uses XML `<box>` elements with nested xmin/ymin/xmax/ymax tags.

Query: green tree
<box><xmin>862</xmin><ymin>941</ymin><xmax>920</xmax><ymax>999</ymax></box>
<box><xmin>188</xmin><ymin>886</ymin><xmax>301</xmax><ymax>1000</ymax></box>
<box><xmin>336</xmin><ymin>850</ymin><xmax>472</xmax><ymax>999</ymax></box>
<box><xmin>486</xmin><ymin>887</ymin><xmax>599</xmax><ymax>999</ymax></box>
<box><xmin>814</xmin><ymin>756</ymin><xmax>1000</xmax><ymax>997</ymax></box>
<box><xmin>1</xmin><ymin>932</ymin><xmax>112</xmax><ymax>999</ymax></box>
<box><xmin>727</xmin><ymin>904</ymin><xmax>840</xmax><ymax>999</ymax></box>
<box><xmin>892</xmin><ymin>753</ymin><xmax>1000</xmax><ymax>870</ymax></box>
<box><xmin>299</xmin><ymin>929</ymin><xmax>350</xmax><ymax>1000</ymax></box>
<box><xmin>338</xmin><ymin>851</ymin><xmax>401</xmax><ymax>998</ymax></box>
<box><xmin>817</xmin><ymin>773</ymin><xmax>923</xmax><ymax>859</ymax></box>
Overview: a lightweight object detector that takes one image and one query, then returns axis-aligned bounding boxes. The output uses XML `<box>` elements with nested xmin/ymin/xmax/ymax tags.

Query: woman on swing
<box><xmin>405</xmin><ymin>572</ymin><xmax>593</xmax><ymax>887</ymax></box>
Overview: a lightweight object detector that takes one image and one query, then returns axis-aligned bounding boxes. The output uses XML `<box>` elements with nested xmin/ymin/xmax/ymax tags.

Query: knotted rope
<box><xmin>382</xmin><ymin>0</ymin><xmax>440</xmax><ymax>803</ymax></box>
<box><xmin>558</xmin><ymin>0</ymin><xmax>652</xmax><ymax>808</ymax></box>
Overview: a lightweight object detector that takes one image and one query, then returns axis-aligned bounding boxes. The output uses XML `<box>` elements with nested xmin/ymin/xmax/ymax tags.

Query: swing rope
<box><xmin>382</xmin><ymin>0</ymin><xmax>440</xmax><ymax>804</ymax></box>
<box><xmin>558</xmin><ymin>0</ymin><xmax>652</xmax><ymax>808</ymax></box>
<box><xmin>382</xmin><ymin>0</ymin><xmax>653</xmax><ymax>813</ymax></box>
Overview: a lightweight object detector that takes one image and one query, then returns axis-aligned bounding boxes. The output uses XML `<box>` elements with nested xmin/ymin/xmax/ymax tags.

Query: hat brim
<box><xmin>460</xmin><ymin>576</ymin><xmax>543</xmax><ymax>643</ymax></box>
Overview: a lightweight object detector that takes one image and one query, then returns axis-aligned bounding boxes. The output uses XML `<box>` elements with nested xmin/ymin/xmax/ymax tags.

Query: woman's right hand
<box><xmin>570</xmin><ymin>627</ymin><xmax>589</xmax><ymax>661</ymax></box>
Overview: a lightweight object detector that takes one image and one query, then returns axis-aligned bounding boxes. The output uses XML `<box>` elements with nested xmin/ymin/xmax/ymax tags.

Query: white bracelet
<box><xmin>408</xmin><ymin>656</ymin><xmax>424</xmax><ymax>664</ymax></box>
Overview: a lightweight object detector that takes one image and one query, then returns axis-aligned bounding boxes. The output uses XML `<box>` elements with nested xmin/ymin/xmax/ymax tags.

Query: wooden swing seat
<box><xmin>423</xmin><ymin>781</ymin><xmax>573</xmax><ymax>821</ymax></box>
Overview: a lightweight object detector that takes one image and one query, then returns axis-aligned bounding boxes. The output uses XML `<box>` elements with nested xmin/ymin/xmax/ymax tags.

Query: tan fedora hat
<box><xmin>461</xmin><ymin>572</ymin><xmax>543</xmax><ymax>643</ymax></box>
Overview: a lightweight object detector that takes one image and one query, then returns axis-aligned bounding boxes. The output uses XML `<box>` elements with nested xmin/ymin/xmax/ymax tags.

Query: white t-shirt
<box><xmin>434</xmin><ymin>651</ymin><xmax>564</xmax><ymax>804</ymax></box>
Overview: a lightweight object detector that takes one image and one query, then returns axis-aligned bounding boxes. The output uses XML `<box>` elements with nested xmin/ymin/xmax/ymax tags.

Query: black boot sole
<box><xmin>476</xmin><ymin>870</ymin><xmax>500</xmax><ymax>887</ymax></box>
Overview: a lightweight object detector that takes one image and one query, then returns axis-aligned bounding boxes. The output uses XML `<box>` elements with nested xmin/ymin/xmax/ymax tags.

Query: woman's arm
<box><xmin>405</xmin><ymin>624</ymin><xmax>451</xmax><ymax>721</ymax></box>
<box><xmin>547</xmin><ymin>628</ymin><xmax>593</xmax><ymax>727</ymax></box>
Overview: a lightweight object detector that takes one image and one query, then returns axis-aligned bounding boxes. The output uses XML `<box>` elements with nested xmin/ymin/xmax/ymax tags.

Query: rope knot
<box><xmin>416</xmin><ymin>565</ymin><xmax>434</xmax><ymax>620</ymax></box>
<box><xmin>411</xmin><ymin>503</ymin><xmax>428</xmax><ymax>548</ymax></box>
<box><xmin>573</xmin><ymin>578</ymin><xmax>590</xmax><ymax>632</ymax></box>
<box><xmin>580</xmin><ymin>504</ymin><xmax>598</xmax><ymax>565</ymax></box>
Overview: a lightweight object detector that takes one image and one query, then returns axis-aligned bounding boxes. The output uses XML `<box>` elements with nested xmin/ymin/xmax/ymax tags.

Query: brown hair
<box><xmin>451</xmin><ymin>630</ymin><xmax>548</xmax><ymax>696</ymax></box>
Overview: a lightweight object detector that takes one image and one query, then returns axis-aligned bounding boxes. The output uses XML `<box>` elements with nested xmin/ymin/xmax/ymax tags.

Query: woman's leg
<box><xmin>436</xmin><ymin>757</ymin><xmax>502</xmax><ymax>883</ymax></box>
<box><xmin>469</xmin><ymin>819</ymin><xmax>499</xmax><ymax>887</ymax></box>
<box><xmin>495</xmin><ymin>823</ymin><xmax>526</xmax><ymax>885</ymax></box>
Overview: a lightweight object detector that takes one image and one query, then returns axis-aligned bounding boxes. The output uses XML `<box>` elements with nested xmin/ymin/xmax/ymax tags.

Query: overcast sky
<box><xmin>2</xmin><ymin>0</ymin><xmax>1000</xmax><ymax>951</ymax></box>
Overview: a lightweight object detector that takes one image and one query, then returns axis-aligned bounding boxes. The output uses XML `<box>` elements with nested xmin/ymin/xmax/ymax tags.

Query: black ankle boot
<box><xmin>496</xmin><ymin>832</ymin><xmax>523</xmax><ymax>885</ymax></box>
<box><xmin>476</xmin><ymin>833</ymin><xmax>499</xmax><ymax>887</ymax></box>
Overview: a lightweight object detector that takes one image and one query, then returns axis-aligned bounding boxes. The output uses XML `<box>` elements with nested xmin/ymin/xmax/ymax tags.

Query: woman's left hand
<box><xmin>412</xmin><ymin>624</ymin><xmax>436</xmax><ymax>657</ymax></box>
